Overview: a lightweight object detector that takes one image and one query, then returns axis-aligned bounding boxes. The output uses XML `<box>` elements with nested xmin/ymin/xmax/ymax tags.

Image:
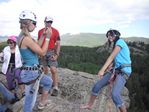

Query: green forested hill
<box><xmin>60</xmin><ymin>33</ymin><xmax>149</xmax><ymax>47</ymax></box>
<box><xmin>61</xmin><ymin>33</ymin><xmax>107</xmax><ymax>47</ymax></box>
<box><xmin>0</xmin><ymin>40</ymin><xmax>149</xmax><ymax>112</ymax></box>
<box><xmin>1</xmin><ymin>34</ymin><xmax>149</xmax><ymax>47</ymax></box>
<box><xmin>125</xmin><ymin>37</ymin><xmax>149</xmax><ymax>44</ymax></box>
<box><xmin>58</xmin><ymin>43</ymin><xmax>149</xmax><ymax>112</ymax></box>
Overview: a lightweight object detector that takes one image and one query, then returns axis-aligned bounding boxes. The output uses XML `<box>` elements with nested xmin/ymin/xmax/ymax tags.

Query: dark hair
<box><xmin>106</xmin><ymin>29</ymin><xmax>121</xmax><ymax>49</ymax></box>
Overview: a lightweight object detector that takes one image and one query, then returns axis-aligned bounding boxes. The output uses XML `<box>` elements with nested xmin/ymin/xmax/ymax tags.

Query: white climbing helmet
<box><xmin>44</xmin><ymin>16</ymin><xmax>53</xmax><ymax>22</ymax></box>
<box><xmin>19</xmin><ymin>10</ymin><xmax>37</xmax><ymax>22</ymax></box>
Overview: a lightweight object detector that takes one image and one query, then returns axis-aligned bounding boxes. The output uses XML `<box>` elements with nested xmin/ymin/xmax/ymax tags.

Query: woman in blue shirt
<box><xmin>18</xmin><ymin>10</ymin><xmax>53</xmax><ymax>112</ymax></box>
<box><xmin>81</xmin><ymin>29</ymin><xmax>132</xmax><ymax>112</ymax></box>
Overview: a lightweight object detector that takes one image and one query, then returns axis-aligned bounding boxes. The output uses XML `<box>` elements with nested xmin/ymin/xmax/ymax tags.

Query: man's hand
<box><xmin>50</xmin><ymin>54</ymin><xmax>58</xmax><ymax>61</ymax></box>
<box><xmin>44</xmin><ymin>27</ymin><xmax>52</xmax><ymax>41</ymax></box>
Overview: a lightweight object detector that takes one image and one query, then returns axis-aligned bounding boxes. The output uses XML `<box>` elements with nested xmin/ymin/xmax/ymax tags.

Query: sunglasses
<box><xmin>45</xmin><ymin>21</ymin><xmax>53</xmax><ymax>24</ymax></box>
<box><xmin>106</xmin><ymin>32</ymin><xmax>114</xmax><ymax>38</ymax></box>
<box><xmin>7</xmin><ymin>41</ymin><xmax>14</xmax><ymax>45</ymax></box>
<box><xmin>32</xmin><ymin>21</ymin><xmax>37</xmax><ymax>26</ymax></box>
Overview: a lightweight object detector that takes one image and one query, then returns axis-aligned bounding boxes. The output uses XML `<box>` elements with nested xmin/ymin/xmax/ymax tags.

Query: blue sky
<box><xmin>0</xmin><ymin>0</ymin><xmax>149</xmax><ymax>38</ymax></box>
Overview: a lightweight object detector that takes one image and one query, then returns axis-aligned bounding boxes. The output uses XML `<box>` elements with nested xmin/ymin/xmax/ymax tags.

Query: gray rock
<box><xmin>0</xmin><ymin>67</ymin><xmax>130</xmax><ymax>112</ymax></box>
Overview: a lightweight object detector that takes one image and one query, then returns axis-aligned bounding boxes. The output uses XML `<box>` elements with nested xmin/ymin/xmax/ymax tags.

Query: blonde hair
<box><xmin>19</xmin><ymin>19</ymin><xmax>31</xmax><ymax>37</ymax></box>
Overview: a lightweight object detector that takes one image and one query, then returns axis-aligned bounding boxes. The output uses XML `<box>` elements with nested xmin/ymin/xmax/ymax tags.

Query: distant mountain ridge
<box><xmin>61</xmin><ymin>33</ymin><xmax>107</xmax><ymax>47</ymax></box>
<box><xmin>0</xmin><ymin>36</ymin><xmax>7</xmax><ymax>42</ymax></box>
<box><xmin>124</xmin><ymin>37</ymin><xmax>149</xmax><ymax>44</ymax></box>
<box><xmin>1</xmin><ymin>33</ymin><xmax>149</xmax><ymax>47</ymax></box>
<box><xmin>61</xmin><ymin>33</ymin><xmax>149</xmax><ymax>47</ymax></box>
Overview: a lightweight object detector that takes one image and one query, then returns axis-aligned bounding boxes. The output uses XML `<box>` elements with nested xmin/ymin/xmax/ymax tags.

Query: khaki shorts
<box><xmin>39</xmin><ymin>50</ymin><xmax>58</xmax><ymax>68</ymax></box>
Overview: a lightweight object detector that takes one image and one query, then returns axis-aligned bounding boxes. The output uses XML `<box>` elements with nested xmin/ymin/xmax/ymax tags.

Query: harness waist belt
<box><xmin>21</xmin><ymin>66</ymin><xmax>38</xmax><ymax>71</ymax></box>
<box><xmin>119</xmin><ymin>64</ymin><xmax>131</xmax><ymax>69</ymax></box>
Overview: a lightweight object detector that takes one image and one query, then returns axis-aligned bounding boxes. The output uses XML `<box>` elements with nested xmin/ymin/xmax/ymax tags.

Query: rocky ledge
<box><xmin>0</xmin><ymin>68</ymin><xmax>130</xmax><ymax>112</ymax></box>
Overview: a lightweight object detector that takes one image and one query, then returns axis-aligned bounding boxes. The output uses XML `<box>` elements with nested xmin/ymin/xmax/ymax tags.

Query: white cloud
<box><xmin>0</xmin><ymin>0</ymin><xmax>149</xmax><ymax>37</ymax></box>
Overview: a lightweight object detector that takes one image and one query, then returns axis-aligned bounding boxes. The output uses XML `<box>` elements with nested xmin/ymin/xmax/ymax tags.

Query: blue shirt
<box><xmin>114</xmin><ymin>39</ymin><xmax>132</xmax><ymax>75</ymax></box>
<box><xmin>19</xmin><ymin>48</ymin><xmax>39</xmax><ymax>66</ymax></box>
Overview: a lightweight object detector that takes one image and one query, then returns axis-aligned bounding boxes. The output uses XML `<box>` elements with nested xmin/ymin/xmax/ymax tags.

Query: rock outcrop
<box><xmin>0</xmin><ymin>68</ymin><xmax>130</xmax><ymax>112</ymax></box>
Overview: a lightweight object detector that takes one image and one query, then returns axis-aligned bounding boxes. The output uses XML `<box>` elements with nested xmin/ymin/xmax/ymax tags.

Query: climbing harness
<box><xmin>108</xmin><ymin>64</ymin><xmax>131</xmax><ymax>112</ymax></box>
<box><xmin>109</xmin><ymin>64</ymin><xmax>131</xmax><ymax>82</ymax></box>
<box><xmin>29</xmin><ymin>65</ymin><xmax>44</xmax><ymax>94</ymax></box>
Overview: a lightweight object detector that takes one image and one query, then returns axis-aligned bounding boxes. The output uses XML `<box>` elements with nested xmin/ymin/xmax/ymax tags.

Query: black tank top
<box><xmin>9</xmin><ymin>53</ymin><xmax>15</xmax><ymax>63</ymax></box>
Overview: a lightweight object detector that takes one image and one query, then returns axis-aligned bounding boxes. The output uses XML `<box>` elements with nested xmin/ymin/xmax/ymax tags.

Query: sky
<box><xmin>0</xmin><ymin>0</ymin><xmax>149</xmax><ymax>38</ymax></box>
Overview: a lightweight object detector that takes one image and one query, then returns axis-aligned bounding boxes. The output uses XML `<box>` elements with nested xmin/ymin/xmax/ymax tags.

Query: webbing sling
<box><xmin>119</xmin><ymin>64</ymin><xmax>131</xmax><ymax>69</ymax></box>
<box><xmin>116</xmin><ymin>64</ymin><xmax>131</xmax><ymax>80</ymax></box>
<box><xmin>29</xmin><ymin>66</ymin><xmax>43</xmax><ymax>94</ymax></box>
<box><xmin>108</xmin><ymin>64</ymin><xmax>131</xmax><ymax>112</ymax></box>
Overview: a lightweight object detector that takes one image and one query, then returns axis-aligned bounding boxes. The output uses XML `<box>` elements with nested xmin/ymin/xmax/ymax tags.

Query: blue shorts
<box><xmin>20</xmin><ymin>68</ymin><xmax>39</xmax><ymax>84</ymax></box>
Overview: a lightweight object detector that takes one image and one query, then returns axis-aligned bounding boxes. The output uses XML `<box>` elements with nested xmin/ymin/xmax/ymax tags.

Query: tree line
<box><xmin>58</xmin><ymin>42</ymin><xmax>149</xmax><ymax>112</ymax></box>
<box><xmin>0</xmin><ymin>41</ymin><xmax>149</xmax><ymax>112</ymax></box>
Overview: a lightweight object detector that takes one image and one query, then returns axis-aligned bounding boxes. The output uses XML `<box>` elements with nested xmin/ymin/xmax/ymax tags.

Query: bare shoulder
<box><xmin>22</xmin><ymin>36</ymin><xmax>35</xmax><ymax>48</ymax></box>
<box><xmin>26</xmin><ymin>36</ymin><xmax>35</xmax><ymax>43</ymax></box>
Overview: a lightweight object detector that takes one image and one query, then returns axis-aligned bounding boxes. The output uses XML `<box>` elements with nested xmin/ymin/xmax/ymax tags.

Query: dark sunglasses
<box><xmin>45</xmin><ymin>21</ymin><xmax>53</xmax><ymax>24</ymax></box>
<box><xmin>106</xmin><ymin>32</ymin><xmax>114</xmax><ymax>38</ymax></box>
<box><xmin>32</xmin><ymin>21</ymin><xmax>37</xmax><ymax>26</ymax></box>
<box><xmin>7</xmin><ymin>41</ymin><xmax>14</xmax><ymax>44</ymax></box>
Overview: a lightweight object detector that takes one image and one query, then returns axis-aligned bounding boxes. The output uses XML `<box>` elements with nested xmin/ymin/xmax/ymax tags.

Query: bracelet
<box><xmin>45</xmin><ymin>38</ymin><xmax>49</xmax><ymax>41</ymax></box>
<box><xmin>45</xmin><ymin>35</ymin><xmax>50</xmax><ymax>41</ymax></box>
